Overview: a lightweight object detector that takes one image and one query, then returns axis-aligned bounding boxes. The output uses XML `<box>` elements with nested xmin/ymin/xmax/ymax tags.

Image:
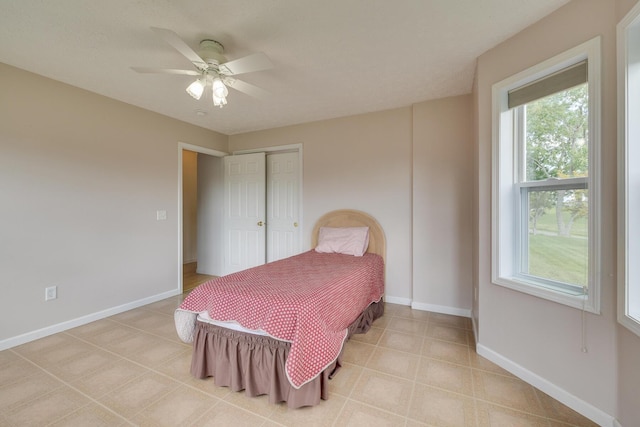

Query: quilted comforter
<box><xmin>174</xmin><ymin>250</ymin><xmax>384</xmax><ymax>388</ymax></box>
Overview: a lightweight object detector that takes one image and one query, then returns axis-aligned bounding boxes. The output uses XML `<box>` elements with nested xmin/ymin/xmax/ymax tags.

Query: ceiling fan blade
<box><xmin>131</xmin><ymin>67</ymin><xmax>200</xmax><ymax>76</ymax></box>
<box><xmin>150</xmin><ymin>27</ymin><xmax>207</xmax><ymax>70</ymax></box>
<box><xmin>219</xmin><ymin>52</ymin><xmax>273</xmax><ymax>76</ymax></box>
<box><xmin>226</xmin><ymin>78</ymin><xmax>270</xmax><ymax>99</ymax></box>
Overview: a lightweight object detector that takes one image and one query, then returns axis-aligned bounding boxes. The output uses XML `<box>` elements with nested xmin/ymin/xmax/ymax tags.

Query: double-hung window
<box><xmin>618</xmin><ymin>3</ymin><xmax>640</xmax><ymax>336</ymax></box>
<box><xmin>493</xmin><ymin>38</ymin><xmax>601</xmax><ymax>312</ymax></box>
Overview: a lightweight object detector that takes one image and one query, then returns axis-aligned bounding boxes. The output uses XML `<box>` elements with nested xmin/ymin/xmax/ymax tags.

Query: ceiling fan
<box><xmin>131</xmin><ymin>27</ymin><xmax>273</xmax><ymax>108</ymax></box>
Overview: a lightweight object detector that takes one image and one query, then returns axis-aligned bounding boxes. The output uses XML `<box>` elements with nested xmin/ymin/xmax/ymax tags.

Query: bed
<box><xmin>174</xmin><ymin>209</ymin><xmax>386</xmax><ymax>408</ymax></box>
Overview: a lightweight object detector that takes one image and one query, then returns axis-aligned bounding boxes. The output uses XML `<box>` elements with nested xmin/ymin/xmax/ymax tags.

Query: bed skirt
<box><xmin>190</xmin><ymin>299</ymin><xmax>384</xmax><ymax>408</ymax></box>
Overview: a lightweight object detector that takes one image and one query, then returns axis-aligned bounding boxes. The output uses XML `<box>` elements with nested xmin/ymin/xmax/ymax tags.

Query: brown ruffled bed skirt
<box><xmin>191</xmin><ymin>299</ymin><xmax>384</xmax><ymax>408</ymax></box>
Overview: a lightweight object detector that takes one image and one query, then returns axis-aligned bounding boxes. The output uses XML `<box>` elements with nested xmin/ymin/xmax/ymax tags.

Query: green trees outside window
<box><xmin>521</xmin><ymin>83</ymin><xmax>589</xmax><ymax>289</ymax></box>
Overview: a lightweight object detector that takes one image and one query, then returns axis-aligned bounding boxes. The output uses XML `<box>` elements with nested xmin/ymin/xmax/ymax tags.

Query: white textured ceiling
<box><xmin>0</xmin><ymin>0</ymin><xmax>568</xmax><ymax>135</ymax></box>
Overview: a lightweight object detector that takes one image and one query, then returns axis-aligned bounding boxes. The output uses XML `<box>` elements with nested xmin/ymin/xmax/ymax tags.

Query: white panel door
<box><xmin>223</xmin><ymin>153</ymin><xmax>266</xmax><ymax>274</ymax></box>
<box><xmin>266</xmin><ymin>152</ymin><xmax>300</xmax><ymax>262</ymax></box>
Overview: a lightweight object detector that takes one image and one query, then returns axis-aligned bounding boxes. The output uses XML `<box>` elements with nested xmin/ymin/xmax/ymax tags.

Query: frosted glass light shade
<box><xmin>212</xmin><ymin>78</ymin><xmax>228</xmax><ymax>107</ymax></box>
<box><xmin>212</xmin><ymin>78</ymin><xmax>228</xmax><ymax>98</ymax></box>
<box><xmin>213</xmin><ymin>94</ymin><xmax>227</xmax><ymax>107</ymax></box>
<box><xmin>186</xmin><ymin>79</ymin><xmax>205</xmax><ymax>100</ymax></box>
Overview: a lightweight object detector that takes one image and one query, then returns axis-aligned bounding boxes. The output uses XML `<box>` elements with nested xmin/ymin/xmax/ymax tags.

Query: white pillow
<box><xmin>315</xmin><ymin>226</ymin><xmax>370</xmax><ymax>256</ymax></box>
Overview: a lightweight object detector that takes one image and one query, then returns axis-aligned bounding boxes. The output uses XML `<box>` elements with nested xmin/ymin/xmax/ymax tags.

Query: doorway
<box><xmin>179</xmin><ymin>143</ymin><xmax>227</xmax><ymax>292</ymax></box>
<box><xmin>179</xmin><ymin>143</ymin><xmax>303</xmax><ymax>291</ymax></box>
<box><xmin>182</xmin><ymin>149</ymin><xmax>211</xmax><ymax>292</ymax></box>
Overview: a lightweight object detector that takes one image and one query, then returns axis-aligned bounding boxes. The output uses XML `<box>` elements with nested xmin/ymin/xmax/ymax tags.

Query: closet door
<box><xmin>266</xmin><ymin>152</ymin><xmax>301</xmax><ymax>262</ymax></box>
<box><xmin>223</xmin><ymin>153</ymin><xmax>266</xmax><ymax>274</ymax></box>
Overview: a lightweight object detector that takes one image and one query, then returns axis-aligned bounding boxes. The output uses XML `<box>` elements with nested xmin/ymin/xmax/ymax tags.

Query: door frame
<box><xmin>233</xmin><ymin>143</ymin><xmax>304</xmax><ymax>258</ymax></box>
<box><xmin>177</xmin><ymin>142</ymin><xmax>228</xmax><ymax>292</ymax></box>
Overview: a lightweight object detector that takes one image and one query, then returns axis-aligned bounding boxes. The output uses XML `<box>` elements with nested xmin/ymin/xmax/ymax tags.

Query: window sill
<box><xmin>619</xmin><ymin>313</ymin><xmax>640</xmax><ymax>338</ymax></box>
<box><xmin>493</xmin><ymin>276</ymin><xmax>599</xmax><ymax>314</ymax></box>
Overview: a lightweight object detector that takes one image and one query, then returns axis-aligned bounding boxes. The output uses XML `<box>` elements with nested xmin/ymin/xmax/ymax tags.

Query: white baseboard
<box><xmin>0</xmin><ymin>289</ymin><xmax>182</xmax><ymax>351</ymax></box>
<box><xmin>411</xmin><ymin>301</ymin><xmax>472</xmax><ymax>318</ymax></box>
<box><xmin>384</xmin><ymin>295</ymin><xmax>412</xmax><ymax>306</ymax></box>
<box><xmin>477</xmin><ymin>343</ymin><xmax>616</xmax><ymax>427</ymax></box>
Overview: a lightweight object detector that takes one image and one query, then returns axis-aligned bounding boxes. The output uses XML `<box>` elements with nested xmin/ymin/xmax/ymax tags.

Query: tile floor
<box><xmin>0</xmin><ymin>298</ymin><xmax>599</xmax><ymax>426</ymax></box>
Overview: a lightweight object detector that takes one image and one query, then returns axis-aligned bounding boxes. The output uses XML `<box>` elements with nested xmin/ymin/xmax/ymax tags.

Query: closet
<box><xmin>195</xmin><ymin>150</ymin><xmax>301</xmax><ymax>276</ymax></box>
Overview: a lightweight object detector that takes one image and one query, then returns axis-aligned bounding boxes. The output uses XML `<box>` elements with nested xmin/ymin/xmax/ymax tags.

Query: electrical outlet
<box><xmin>45</xmin><ymin>286</ymin><xmax>57</xmax><ymax>301</ymax></box>
<box><xmin>156</xmin><ymin>210</ymin><xmax>167</xmax><ymax>221</ymax></box>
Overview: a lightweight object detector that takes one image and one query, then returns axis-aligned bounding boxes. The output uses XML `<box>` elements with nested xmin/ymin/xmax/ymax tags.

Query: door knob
<box><xmin>293</xmin><ymin>222</ymin><xmax>298</xmax><ymax>227</ymax></box>
<box><xmin>257</xmin><ymin>221</ymin><xmax>264</xmax><ymax>226</ymax></box>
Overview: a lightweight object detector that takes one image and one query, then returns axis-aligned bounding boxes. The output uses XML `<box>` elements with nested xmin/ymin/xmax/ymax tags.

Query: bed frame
<box><xmin>190</xmin><ymin>209</ymin><xmax>386</xmax><ymax>408</ymax></box>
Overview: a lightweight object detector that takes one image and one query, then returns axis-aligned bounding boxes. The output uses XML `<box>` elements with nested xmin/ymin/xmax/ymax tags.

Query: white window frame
<box><xmin>617</xmin><ymin>3</ymin><xmax>640</xmax><ymax>337</ymax></box>
<box><xmin>492</xmin><ymin>37</ymin><xmax>601</xmax><ymax>313</ymax></box>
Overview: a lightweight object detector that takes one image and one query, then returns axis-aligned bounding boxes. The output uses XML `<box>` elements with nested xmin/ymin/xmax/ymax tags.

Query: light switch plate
<box><xmin>45</xmin><ymin>286</ymin><xmax>57</xmax><ymax>301</ymax></box>
<box><xmin>156</xmin><ymin>210</ymin><xmax>167</xmax><ymax>220</ymax></box>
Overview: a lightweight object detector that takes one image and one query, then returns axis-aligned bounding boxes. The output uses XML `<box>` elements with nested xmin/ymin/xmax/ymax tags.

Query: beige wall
<box><xmin>229</xmin><ymin>101</ymin><xmax>475</xmax><ymax>310</ymax></box>
<box><xmin>475</xmin><ymin>0</ymin><xmax>623</xmax><ymax>422</ymax></box>
<box><xmin>0</xmin><ymin>57</ymin><xmax>477</xmax><ymax>344</ymax></box>
<box><xmin>412</xmin><ymin>95</ymin><xmax>473</xmax><ymax>314</ymax></box>
<box><xmin>229</xmin><ymin>109</ymin><xmax>415</xmax><ymax>301</ymax></box>
<box><xmin>0</xmin><ymin>63</ymin><xmax>227</xmax><ymax>343</ymax></box>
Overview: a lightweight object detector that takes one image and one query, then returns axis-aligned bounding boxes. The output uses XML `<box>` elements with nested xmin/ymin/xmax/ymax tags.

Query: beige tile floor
<box><xmin>0</xmin><ymin>298</ymin><xmax>599</xmax><ymax>427</ymax></box>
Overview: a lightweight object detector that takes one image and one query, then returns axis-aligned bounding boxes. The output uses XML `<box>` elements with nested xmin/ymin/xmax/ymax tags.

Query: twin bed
<box><xmin>174</xmin><ymin>209</ymin><xmax>386</xmax><ymax>408</ymax></box>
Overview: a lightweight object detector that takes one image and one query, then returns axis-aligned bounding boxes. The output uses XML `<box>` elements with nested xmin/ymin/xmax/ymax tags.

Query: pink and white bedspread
<box><xmin>174</xmin><ymin>250</ymin><xmax>384</xmax><ymax>389</ymax></box>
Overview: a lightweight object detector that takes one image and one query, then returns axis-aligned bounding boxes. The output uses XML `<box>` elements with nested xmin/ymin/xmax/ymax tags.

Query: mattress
<box><xmin>197</xmin><ymin>311</ymin><xmax>276</xmax><ymax>338</ymax></box>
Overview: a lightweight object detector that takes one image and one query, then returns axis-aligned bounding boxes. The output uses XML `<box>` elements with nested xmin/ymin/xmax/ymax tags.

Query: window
<box><xmin>618</xmin><ymin>3</ymin><xmax>640</xmax><ymax>336</ymax></box>
<box><xmin>492</xmin><ymin>38</ymin><xmax>601</xmax><ymax>312</ymax></box>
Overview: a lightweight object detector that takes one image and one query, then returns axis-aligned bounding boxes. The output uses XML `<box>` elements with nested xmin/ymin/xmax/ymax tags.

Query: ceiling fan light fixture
<box><xmin>212</xmin><ymin>77</ymin><xmax>228</xmax><ymax>98</ymax></box>
<box><xmin>198</xmin><ymin>40</ymin><xmax>226</xmax><ymax>66</ymax></box>
<box><xmin>212</xmin><ymin>77</ymin><xmax>228</xmax><ymax>108</ymax></box>
<box><xmin>186</xmin><ymin>78</ymin><xmax>205</xmax><ymax>100</ymax></box>
<box><xmin>133</xmin><ymin>28</ymin><xmax>274</xmax><ymax>111</ymax></box>
<box><xmin>213</xmin><ymin>94</ymin><xmax>227</xmax><ymax>108</ymax></box>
